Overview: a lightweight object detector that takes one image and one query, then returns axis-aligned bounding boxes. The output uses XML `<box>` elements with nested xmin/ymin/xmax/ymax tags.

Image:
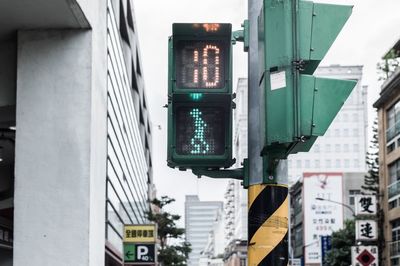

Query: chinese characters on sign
<box><xmin>303</xmin><ymin>173</ymin><xmax>343</xmax><ymax>264</ymax></box>
<box><xmin>351</xmin><ymin>246</ymin><xmax>378</xmax><ymax>266</ymax></box>
<box><xmin>355</xmin><ymin>195</ymin><xmax>377</xmax><ymax>216</ymax></box>
<box><xmin>356</xmin><ymin>220</ymin><xmax>377</xmax><ymax>241</ymax></box>
<box><xmin>124</xmin><ymin>225</ymin><xmax>156</xmax><ymax>243</ymax></box>
<box><xmin>123</xmin><ymin>224</ymin><xmax>157</xmax><ymax>265</ymax></box>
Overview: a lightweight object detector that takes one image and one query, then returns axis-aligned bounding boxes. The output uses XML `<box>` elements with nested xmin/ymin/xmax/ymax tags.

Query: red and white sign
<box><xmin>351</xmin><ymin>246</ymin><xmax>378</xmax><ymax>266</ymax></box>
<box><xmin>303</xmin><ymin>173</ymin><xmax>344</xmax><ymax>264</ymax></box>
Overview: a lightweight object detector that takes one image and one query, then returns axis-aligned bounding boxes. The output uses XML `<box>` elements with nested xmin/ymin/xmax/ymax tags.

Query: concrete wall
<box><xmin>14</xmin><ymin>28</ymin><xmax>107</xmax><ymax>266</ymax></box>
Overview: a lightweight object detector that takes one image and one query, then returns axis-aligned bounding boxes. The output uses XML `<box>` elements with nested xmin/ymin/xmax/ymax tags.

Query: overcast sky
<box><xmin>133</xmin><ymin>0</ymin><xmax>400</xmax><ymax>221</ymax></box>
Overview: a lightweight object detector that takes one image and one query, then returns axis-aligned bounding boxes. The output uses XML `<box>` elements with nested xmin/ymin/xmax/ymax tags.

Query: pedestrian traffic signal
<box><xmin>167</xmin><ymin>23</ymin><xmax>234</xmax><ymax>169</ymax></box>
<box><xmin>258</xmin><ymin>0</ymin><xmax>357</xmax><ymax>161</ymax></box>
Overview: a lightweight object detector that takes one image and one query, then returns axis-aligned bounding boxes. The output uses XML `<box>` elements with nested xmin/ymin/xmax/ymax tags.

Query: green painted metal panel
<box><xmin>309</xmin><ymin>3</ymin><xmax>352</xmax><ymax>61</ymax></box>
<box><xmin>299</xmin><ymin>74</ymin><xmax>316</xmax><ymax>136</ymax></box>
<box><xmin>298</xmin><ymin>1</ymin><xmax>314</xmax><ymax>61</ymax></box>
<box><xmin>260</xmin><ymin>0</ymin><xmax>295</xmax><ymax>148</ymax></box>
<box><xmin>311</xmin><ymin>77</ymin><xmax>357</xmax><ymax>135</ymax></box>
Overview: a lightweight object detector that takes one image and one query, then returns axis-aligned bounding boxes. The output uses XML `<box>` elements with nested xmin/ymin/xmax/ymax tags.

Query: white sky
<box><xmin>134</xmin><ymin>0</ymin><xmax>400</xmax><ymax>220</ymax></box>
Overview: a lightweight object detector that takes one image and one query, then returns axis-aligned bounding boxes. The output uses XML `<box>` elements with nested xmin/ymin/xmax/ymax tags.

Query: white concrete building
<box><xmin>0</xmin><ymin>1</ymin><xmax>153</xmax><ymax>265</ymax></box>
<box><xmin>185</xmin><ymin>195</ymin><xmax>223</xmax><ymax>266</ymax></box>
<box><xmin>288</xmin><ymin>65</ymin><xmax>368</xmax><ymax>182</ymax></box>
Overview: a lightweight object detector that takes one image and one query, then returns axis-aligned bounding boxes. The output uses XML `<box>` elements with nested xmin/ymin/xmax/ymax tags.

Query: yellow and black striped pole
<box><xmin>248</xmin><ymin>184</ymin><xmax>289</xmax><ymax>265</ymax></box>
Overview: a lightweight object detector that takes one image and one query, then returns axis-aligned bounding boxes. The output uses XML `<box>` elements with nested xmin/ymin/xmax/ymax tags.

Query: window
<box><xmin>326</xmin><ymin>144</ymin><xmax>331</xmax><ymax>153</ymax></box>
<box><xmin>388</xmin><ymin>142</ymin><xmax>396</xmax><ymax>154</ymax></box>
<box><xmin>343</xmin><ymin>113</ymin><xmax>349</xmax><ymax>122</ymax></box>
<box><xmin>313</xmin><ymin>144</ymin><xmax>320</xmax><ymax>153</ymax></box>
<box><xmin>389</xmin><ymin>159</ymin><xmax>400</xmax><ymax>184</ymax></box>
<box><xmin>335</xmin><ymin>159</ymin><xmax>341</xmax><ymax>168</ymax></box>
<box><xmin>389</xmin><ymin>199</ymin><xmax>398</xmax><ymax>210</ymax></box>
<box><xmin>343</xmin><ymin>144</ymin><xmax>349</xmax><ymax>152</ymax></box>
<box><xmin>335</xmin><ymin>144</ymin><xmax>341</xmax><ymax>152</ymax></box>
<box><xmin>305</xmin><ymin>160</ymin><xmax>310</xmax><ymax>168</ymax></box>
<box><xmin>353</xmin><ymin>144</ymin><xmax>359</xmax><ymax>152</ymax></box>
<box><xmin>344</xmin><ymin>159</ymin><xmax>350</xmax><ymax>168</ymax></box>
<box><xmin>326</xmin><ymin>160</ymin><xmax>331</xmax><ymax>168</ymax></box>
<box><xmin>343</xmin><ymin>129</ymin><xmax>349</xmax><ymax>137</ymax></box>
<box><xmin>335</xmin><ymin>129</ymin><xmax>340</xmax><ymax>137</ymax></box>
<box><xmin>296</xmin><ymin>160</ymin><xmax>302</xmax><ymax>168</ymax></box>
<box><xmin>315</xmin><ymin>160</ymin><xmax>320</xmax><ymax>168</ymax></box>
<box><xmin>353</xmin><ymin>128</ymin><xmax>359</xmax><ymax>137</ymax></box>
<box><xmin>387</xmin><ymin>100</ymin><xmax>400</xmax><ymax>142</ymax></box>
<box><xmin>349</xmin><ymin>189</ymin><xmax>361</xmax><ymax>205</ymax></box>
<box><xmin>354</xmin><ymin>159</ymin><xmax>360</xmax><ymax>168</ymax></box>
<box><xmin>353</xmin><ymin>113</ymin><xmax>359</xmax><ymax>122</ymax></box>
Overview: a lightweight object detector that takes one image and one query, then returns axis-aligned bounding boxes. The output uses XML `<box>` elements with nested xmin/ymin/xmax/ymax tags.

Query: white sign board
<box><xmin>356</xmin><ymin>220</ymin><xmax>378</xmax><ymax>241</ymax></box>
<box><xmin>289</xmin><ymin>258</ymin><xmax>301</xmax><ymax>266</ymax></box>
<box><xmin>355</xmin><ymin>195</ymin><xmax>377</xmax><ymax>216</ymax></box>
<box><xmin>303</xmin><ymin>173</ymin><xmax>344</xmax><ymax>264</ymax></box>
<box><xmin>351</xmin><ymin>246</ymin><xmax>378</xmax><ymax>266</ymax></box>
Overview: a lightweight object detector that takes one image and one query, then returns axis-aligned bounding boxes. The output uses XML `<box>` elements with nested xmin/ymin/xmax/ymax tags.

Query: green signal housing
<box><xmin>258</xmin><ymin>0</ymin><xmax>356</xmax><ymax>161</ymax></box>
<box><xmin>167</xmin><ymin>23</ymin><xmax>234</xmax><ymax>169</ymax></box>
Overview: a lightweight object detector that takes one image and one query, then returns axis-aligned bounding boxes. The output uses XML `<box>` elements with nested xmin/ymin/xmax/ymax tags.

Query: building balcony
<box><xmin>390</xmin><ymin>240</ymin><xmax>400</xmax><ymax>258</ymax></box>
<box><xmin>387</xmin><ymin>121</ymin><xmax>400</xmax><ymax>142</ymax></box>
<box><xmin>388</xmin><ymin>180</ymin><xmax>400</xmax><ymax>200</ymax></box>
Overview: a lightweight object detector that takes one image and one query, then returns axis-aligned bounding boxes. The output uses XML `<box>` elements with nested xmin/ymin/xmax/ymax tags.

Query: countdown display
<box><xmin>175</xmin><ymin>106</ymin><xmax>225</xmax><ymax>155</ymax></box>
<box><xmin>176</xmin><ymin>40</ymin><xmax>227</xmax><ymax>89</ymax></box>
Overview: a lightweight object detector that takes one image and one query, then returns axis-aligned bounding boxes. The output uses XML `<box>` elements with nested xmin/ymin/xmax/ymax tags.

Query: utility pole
<box><xmin>247</xmin><ymin>0</ymin><xmax>289</xmax><ymax>265</ymax></box>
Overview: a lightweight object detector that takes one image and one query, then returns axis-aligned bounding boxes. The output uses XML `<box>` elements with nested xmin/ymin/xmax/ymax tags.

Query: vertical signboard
<box><xmin>355</xmin><ymin>195</ymin><xmax>377</xmax><ymax>216</ymax></box>
<box><xmin>123</xmin><ymin>224</ymin><xmax>157</xmax><ymax>265</ymax></box>
<box><xmin>351</xmin><ymin>246</ymin><xmax>378</xmax><ymax>266</ymax></box>
<box><xmin>356</xmin><ymin>220</ymin><xmax>378</xmax><ymax>242</ymax></box>
<box><xmin>303</xmin><ymin>173</ymin><xmax>343</xmax><ymax>264</ymax></box>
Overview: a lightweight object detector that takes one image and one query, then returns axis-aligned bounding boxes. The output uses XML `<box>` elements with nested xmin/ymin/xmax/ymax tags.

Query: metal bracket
<box><xmin>293</xmin><ymin>59</ymin><xmax>305</xmax><ymax>71</ymax></box>
<box><xmin>232</xmin><ymin>20</ymin><xmax>249</xmax><ymax>52</ymax></box>
<box><xmin>192</xmin><ymin>167</ymin><xmax>244</xmax><ymax>180</ymax></box>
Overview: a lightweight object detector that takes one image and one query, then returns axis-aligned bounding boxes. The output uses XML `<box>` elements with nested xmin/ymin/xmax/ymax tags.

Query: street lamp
<box><xmin>315</xmin><ymin>197</ymin><xmax>356</xmax><ymax>217</ymax></box>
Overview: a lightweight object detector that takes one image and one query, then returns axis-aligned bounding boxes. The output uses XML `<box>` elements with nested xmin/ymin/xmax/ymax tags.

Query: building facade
<box><xmin>288</xmin><ymin>65</ymin><xmax>368</xmax><ymax>183</ymax></box>
<box><xmin>373</xmin><ymin>39</ymin><xmax>400</xmax><ymax>266</ymax></box>
<box><xmin>185</xmin><ymin>195</ymin><xmax>223</xmax><ymax>266</ymax></box>
<box><xmin>0</xmin><ymin>0</ymin><xmax>153</xmax><ymax>265</ymax></box>
<box><xmin>224</xmin><ymin>78</ymin><xmax>248</xmax><ymax>265</ymax></box>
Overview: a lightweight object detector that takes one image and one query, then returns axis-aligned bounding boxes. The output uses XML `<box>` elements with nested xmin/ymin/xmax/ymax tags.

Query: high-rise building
<box><xmin>373</xmin><ymin>39</ymin><xmax>400</xmax><ymax>266</ymax></box>
<box><xmin>0</xmin><ymin>1</ymin><xmax>153</xmax><ymax>265</ymax></box>
<box><xmin>185</xmin><ymin>195</ymin><xmax>223</xmax><ymax>266</ymax></box>
<box><xmin>288</xmin><ymin>65</ymin><xmax>368</xmax><ymax>182</ymax></box>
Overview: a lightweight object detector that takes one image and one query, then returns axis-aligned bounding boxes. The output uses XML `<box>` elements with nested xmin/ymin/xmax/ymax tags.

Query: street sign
<box><xmin>355</xmin><ymin>195</ymin><xmax>377</xmax><ymax>216</ymax></box>
<box><xmin>289</xmin><ymin>258</ymin><xmax>302</xmax><ymax>266</ymax></box>
<box><xmin>124</xmin><ymin>224</ymin><xmax>156</xmax><ymax>243</ymax></box>
<box><xmin>320</xmin><ymin>235</ymin><xmax>332</xmax><ymax>265</ymax></box>
<box><xmin>351</xmin><ymin>246</ymin><xmax>378</xmax><ymax>266</ymax></box>
<box><xmin>356</xmin><ymin>220</ymin><xmax>378</xmax><ymax>241</ymax></box>
<box><xmin>123</xmin><ymin>224</ymin><xmax>157</xmax><ymax>265</ymax></box>
<box><xmin>123</xmin><ymin>243</ymin><xmax>156</xmax><ymax>264</ymax></box>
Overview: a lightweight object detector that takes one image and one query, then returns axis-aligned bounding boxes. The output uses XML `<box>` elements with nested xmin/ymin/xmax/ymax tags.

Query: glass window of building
<box><xmin>353</xmin><ymin>113</ymin><xmax>359</xmax><ymax>122</ymax></box>
<box><xmin>335</xmin><ymin>129</ymin><xmax>340</xmax><ymax>137</ymax></box>
<box><xmin>344</xmin><ymin>144</ymin><xmax>349</xmax><ymax>152</ymax></box>
<box><xmin>315</xmin><ymin>160</ymin><xmax>320</xmax><ymax>168</ymax></box>
<box><xmin>313</xmin><ymin>144</ymin><xmax>320</xmax><ymax>153</ymax></box>
<box><xmin>349</xmin><ymin>189</ymin><xmax>361</xmax><ymax>205</ymax></box>
<box><xmin>354</xmin><ymin>159</ymin><xmax>360</xmax><ymax>168</ymax></box>
<box><xmin>336</xmin><ymin>159</ymin><xmax>341</xmax><ymax>168</ymax></box>
<box><xmin>335</xmin><ymin>144</ymin><xmax>341</xmax><ymax>152</ymax></box>
<box><xmin>389</xmin><ymin>159</ymin><xmax>400</xmax><ymax>184</ymax></box>
<box><xmin>344</xmin><ymin>159</ymin><xmax>350</xmax><ymax>168</ymax></box>
<box><xmin>326</xmin><ymin>159</ymin><xmax>331</xmax><ymax>168</ymax></box>
<box><xmin>343</xmin><ymin>128</ymin><xmax>349</xmax><ymax>137</ymax></box>
<box><xmin>353</xmin><ymin>144</ymin><xmax>359</xmax><ymax>152</ymax></box>
<box><xmin>305</xmin><ymin>160</ymin><xmax>310</xmax><ymax>168</ymax></box>
<box><xmin>296</xmin><ymin>160</ymin><xmax>302</xmax><ymax>168</ymax></box>
<box><xmin>353</xmin><ymin>128</ymin><xmax>359</xmax><ymax>137</ymax></box>
<box><xmin>387</xmin><ymin>100</ymin><xmax>400</xmax><ymax>142</ymax></box>
<box><xmin>326</xmin><ymin>144</ymin><xmax>331</xmax><ymax>153</ymax></box>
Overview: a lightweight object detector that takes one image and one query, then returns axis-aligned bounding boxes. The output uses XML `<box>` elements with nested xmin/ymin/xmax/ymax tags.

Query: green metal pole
<box><xmin>247</xmin><ymin>0</ymin><xmax>289</xmax><ymax>265</ymax></box>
